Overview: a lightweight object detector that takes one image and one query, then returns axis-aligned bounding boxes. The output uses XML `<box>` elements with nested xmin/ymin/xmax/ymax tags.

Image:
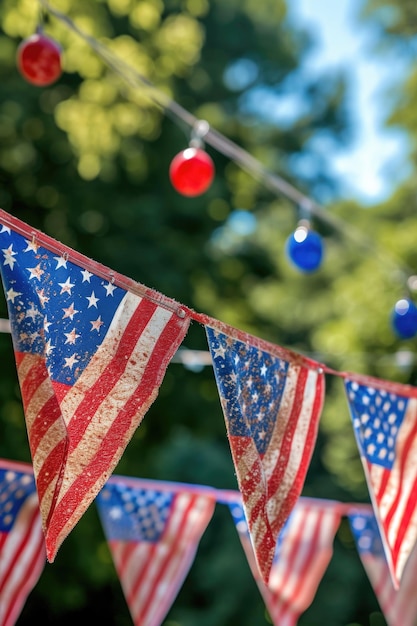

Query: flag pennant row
<box><xmin>348</xmin><ymin>508</ymin><xmax>417</xmax><ymax>626</ymax></box>
<box><xmin>205</xmin><ymin>323</ymin><xmax>325</xmax><ymax>584</ymax></box>
<box><xmin>229</xmin><ymin>498</ymin><xmax>342</xmax><ymax>626</ymax></box>
<box><xmin>0</xmin><ymin>209</ymin><xmax>190</xmax><ymax>562</ymax></box>
<box><xmin>2</xmin><ymin>456</ymin><xmax>417</xmax><ymax>626</ymax></box>
<box><xmin>344</xmin><ymin>375</ymin><xmax>417</xmax><ymax>588</ymax></box>
<box><xmin>3</xmin><ymin>209</ymin><xmax>417</xmax><ymax>597</ymax></box>
<box><xmin>95</xmin><ymin>477</ymin><xmax>215</xmax><ymax>626</ymax></box>
<box><xmin>0</xmin><ymin>459</ymin><xmax>46</xmax><ymax>626</ymax></box>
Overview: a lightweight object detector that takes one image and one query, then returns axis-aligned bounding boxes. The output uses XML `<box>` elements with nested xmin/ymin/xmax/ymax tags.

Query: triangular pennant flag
<box><xmin>0</xmin><ymin>210</ymin><xmax>190</xmax><ymax>561</ymax></box>
<box><xmin>348</xmin><ymin>508</ymin><xmax>417</xmax><ymax>626</ymax></box>
<box><xmin>0</xmin><ymin>459</ymin><xmax>46</xmax><ymax>626</ymax></box>
<box><xmin>229</xmin><ymin>497</ymin><xmax>341</xmax><ymax>626</ymax></box>
<box><xmin>344</xmin><ymin>375</ymin><xmax>417</xmax><ymax>587</ymax></box>
<box><xmin>205</xmin><ymin>322</ymin><xmax>325</xmax><ymax>583</ymax></box>
<box><xmin>96</xmin><ymin>478</ymin><xmax>215</xmax><ymax>626</ymax></box>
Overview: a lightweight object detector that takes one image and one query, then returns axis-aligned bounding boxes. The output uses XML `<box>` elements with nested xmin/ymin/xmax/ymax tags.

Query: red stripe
<box><xmin>287</xmin><ymin>509</ymin><xmax>321</xmax><ymax>607</ymax></box>
<box><xmin>112</xmin><ymin>540</ymin><xmax>135</xmax><ymax>578</ymax></box>
<box><xmin>135</xmin><ymin>495</ymin><xmax>196</xmax><ymax>624</ymax></box>
<box><xmin>2</xmin><ymin>516</ymin><xmax>45</xmax><ymax>626</ymax></box>
<box><xmin>125</xmin><ymin>543</ymin><xmax>157</xmax><ymax>606</ymax></box>
<box><xmin>66</xmin><ymin>297</ymin><xmax>158</xmax><ymax>452</ymax></box>
<box><xmin>392</xmin><ymin>475</ymin><xmax>417</xmax><ymax>566</ymax></box>
<box><xmin>0</xmin><ymin>504</ymin><xmax>39</xmax><ymax>595</ymax></box>
<box><xmin>0</xmin><ymin>532</ymin><xmax>7</xmax><ymax>551</ymax></box>
<box><xmin>27</xmin><ymin>394</ymin><xmax>63</xmax><ymax>456</ymax></box>
<box><xmin>275</xmin><ymin>509</ymin><xmax>307</xmax><ymax>606</ymax></box>
<box><xmin>18</xmin><ymin>356</ymin><xmax>48</xmax><ymax>408</ymax></box>
<box><xmin>273</xmin><ymin>372</ymin><xmax>324</xmax><ymax>535</ymax></box>
<box><xmin>265</xmin><ymin>367</ymin><xmax>309</xmax><ymax>498</ymax></box>
<box><xmin>44</xmin><ymin>316</ymin><xmax>184</xmax><ymax>558</ymax></box>
<box><xmin>384</xmin><ymin>414</ymin><xmax>417</xmax><ymax>530</ymax></box>
<box><xmin>35</xmin><ymin>438</ymin><xmax>67</xmax><ymax>508</ymax></box>
<box><xmin>372</xmin><ymin>464</ymin><xmax>391</xmax><ymax>503</ymax></box>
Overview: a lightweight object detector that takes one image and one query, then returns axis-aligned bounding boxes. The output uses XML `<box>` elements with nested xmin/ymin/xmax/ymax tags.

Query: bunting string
<box><xmin>36</xmin><ymin>0</ymin><xmax>414</xmax><ymax>287</ymax></box>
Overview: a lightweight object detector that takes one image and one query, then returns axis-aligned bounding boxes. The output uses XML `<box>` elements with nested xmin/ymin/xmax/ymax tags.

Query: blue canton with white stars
<box><xmin>206</xmin><ymin>327</ymin><xmax>289</xmax><ymax>455</ymax></box>
<box><xmin>96</xmin><ymin>483</ymin><xmax>174</xmax><ymax>542</ymax></box>
<box><xmin>349</xmin><ymin>512</ymin><xmax>386</xmax><ymax>558</ymax></box>
<box><xmin>0</xmin><ymin>468</ymin><xmax>36</xmax><ymax>533</ymax></box>
<box><xmin>0</xmin><ymin>224</ymin><xmax>125</xmax><ymax>386</ymax></box>
<box><xmin>345</xmin><ymin>380</ymin><xmax>408</xmax><ymax>470</ymax></box>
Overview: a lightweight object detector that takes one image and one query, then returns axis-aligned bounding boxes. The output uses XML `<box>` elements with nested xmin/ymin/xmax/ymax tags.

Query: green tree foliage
<box><xmin>0</xmin><ymin>0</ymin><xmax>413</xmax><ymax>624</ymax></box>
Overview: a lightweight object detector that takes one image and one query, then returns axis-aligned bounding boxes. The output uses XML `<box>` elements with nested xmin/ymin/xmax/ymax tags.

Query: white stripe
<box><xmin>129</xmin><ymin>493</ymin><xmax>193</xmax><ymax>621</ymax></box>
<box><xmin>55</xmin><ymin>303</ymin><xmax>174</xmax><ymax>506</ymax></box>
<box><xmin>59</xmin><ymin>291</ymin><xmax>144</xmax><ymax>420</ymax></box>
<box><xmin>267</xmin><ymin>369</ymin><xmax>320</xmax><ymax>527</ymax></box>
<box><xmin>20</xmin><ymin>375</ymin><xmax>54</xmax><ymax>434</ymax></box>
<box><xmin>138</xmin><ymin>497</ymin><xmax>213</xmax><ymax>626</ymax></box>
<box><xmin>0</xmin><ymin>494</ymin><xmax>45</xmax><ymax>626</ymax></box>
<box><xmin>381</xmin><ymin>402</ymin><xmax>417</xmax><ymax>544</ymax></box>
<box><xmin>261</xmin><ymin>366</ymin><xmax>300</xmax><ymax>481</ymax></box>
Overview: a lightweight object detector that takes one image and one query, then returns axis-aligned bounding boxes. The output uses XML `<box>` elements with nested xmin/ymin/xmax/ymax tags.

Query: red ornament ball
<box><xmin>169</xmin><ymin>147</ymin><xmax>215</xmax><ymax>196</ymax></box>
<box><xmin>17</xmin><ymin>33</ymin><xmax>62</xmax><ymax>86</ymax></box>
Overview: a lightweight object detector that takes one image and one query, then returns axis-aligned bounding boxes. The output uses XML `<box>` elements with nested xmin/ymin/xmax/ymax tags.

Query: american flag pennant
<box><xmin>0</xmin><ymin>459</ymin><xmax>46</xmax><ymax>626</ymax></box>
<box><xmin>229</xmin><ymin>497</ymin><xmax>342</xmax><ymax>626</ymax></box>
<box><xmin>96</xmin><ymin>478</ymin><xmax>216</xmax><ymax>626</ymax></box>
<box><xmin>0</xmin><ymin>209</ymin><xmax>190</xmax><ymax>562</ymax></box>
<box><xmin>344</xmin><ymin>375</ymin><xmax>417</xmax><ymax>588</ymax></box>
<box><xmin>348</xmin><ymin>508</ymin><xmax>417</xmax><ymax>626</ymax></box>
<box><xmin>205</xmin><ymin>322</ymin><xmax>325</xmax><ymax>583</ymax></box>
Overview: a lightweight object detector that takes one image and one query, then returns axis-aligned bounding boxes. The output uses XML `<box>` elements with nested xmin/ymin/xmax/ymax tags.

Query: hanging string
<box><xmin>37</xmin><ymin>0</ymin><xmax>414</xmax><ymax>286</ymax></box>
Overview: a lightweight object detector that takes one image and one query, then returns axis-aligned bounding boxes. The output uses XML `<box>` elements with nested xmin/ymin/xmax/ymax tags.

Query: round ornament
<box><xmin>391</xmin><ymin>298</ymin><xmax>417</xmax><ymax>339</ymax></box>
<box><xmin>285</xmin><ymin>225</ymin><xmax>323</xmax><ymax>272</ymax></box>
<box><xmin>169</xmin><ymin>147</ymin><xmax>215</xmax><ymax>196</ymax></box>
<box><xmin>17</xmin><ymin>33</ymin><xmax>62</xmax><ymax>86</ymax></box>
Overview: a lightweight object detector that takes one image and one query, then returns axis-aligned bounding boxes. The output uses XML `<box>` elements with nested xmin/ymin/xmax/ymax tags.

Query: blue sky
<box><xmin>291</xmin><ymin>0</ymin><xmax>411</xmax><ymax>204</ymax></box>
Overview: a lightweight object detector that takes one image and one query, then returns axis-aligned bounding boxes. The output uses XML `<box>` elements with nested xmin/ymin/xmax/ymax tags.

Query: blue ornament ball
<box><xmin>391</xmin><ymin>298</ymin><xmax>417</xmax><ymax>339</ymax></box>
<box><xmin>286</xmin><ymin>226</ymin><xmax>323</xmax><ymax>272</ymax></box>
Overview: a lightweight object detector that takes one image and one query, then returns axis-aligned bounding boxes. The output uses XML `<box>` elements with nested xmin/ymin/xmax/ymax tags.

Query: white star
<box><xmin>26</xmin><ymin>304</ymin><xmax>40</xmax><ymax>321</ymax></box>
<box><xmin>2</xmin><ymin>245</ymin><xmax>17</xmax><ymax>269</ymax></box>
<box><xmin>26</xmin><ymin>264</ymin><xmax>44</xmax><ymax>281</ymax></box>
<box><xmin>45</xmin><ymin>339</ymin><xmax>55</xmax><ymax>355</ymax></box>
<box><xmin>109</xmin><ymin>506</ymin><xmax>123</xmax><ymax>520</ymax></box>
<box><xmin>367</xmin><ymin>443</ymin><xmax>376</xmax><ymax>456</ymax></box>
<box><xmin>36</xmin><ymin>288</ymin><xmax>49</xmax><ymax>307</ymax></box>
<box><xmin>213</xmin><ymin>344</ymin><xmax>226</xmax><ymax>359</ymax></box>
<box><xmin>64</xmin><ymin>354</ymin><xmax>79</xmax><ymax>370</ymax></box>
<box><xmin>59</xmin><ymin>277</ymin><xmax>75</xmax><ymax>295</ymax></box>
<box><xmin>24</xmin><ymin>239</ymin><xmax>39</xmax><ymax>253</ymax></box>
<box><xmin>62</xmin><ymin>303</ymin><xmax>79</xmax><ymax>320</ymax></box>
<box><xmin>103</xmin><ymin>282</ymin><xmax>117</xmax><ymax>296</ymax></box>
<box><xmin>64</xmin><ymin>328</ymin><xmax>80</xmax><ymax>345</ymax></box>
<box><xmin>43</xmin><ymin>316</ymin><xmax>52</xmax><ymax>333</ymax></box>
<box><xmin>0</xmin><ymin>226</ymin><xmax>11</xmax><ymax>234</ymax></box>
<box><xmin>90</xmin><ymin>315</ymin><xmax>104</xmax><ymax>331</ymax></box>
<box><xmin>54</xmin><ymin>255</ymin><xmax>68</xmax><ymax>269</ymax></box>
<box><xmin>86</xmin><ymin>291</ymin><xmax>99</xmax><ymax>308</ymax></box>
<box><xmin>81</xmin><ymin>269</ymin><xmax>93</xmax><ymax>283</ymax></box>
<box><xmin>260</xmin><ymin>364</ymin><xmax>267</xmax><ymax>376</ymax></box>
<box><xmin>6</xmin><ymin>287</ymin><xmax>21</xmax><ymax>302</ymax></box>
